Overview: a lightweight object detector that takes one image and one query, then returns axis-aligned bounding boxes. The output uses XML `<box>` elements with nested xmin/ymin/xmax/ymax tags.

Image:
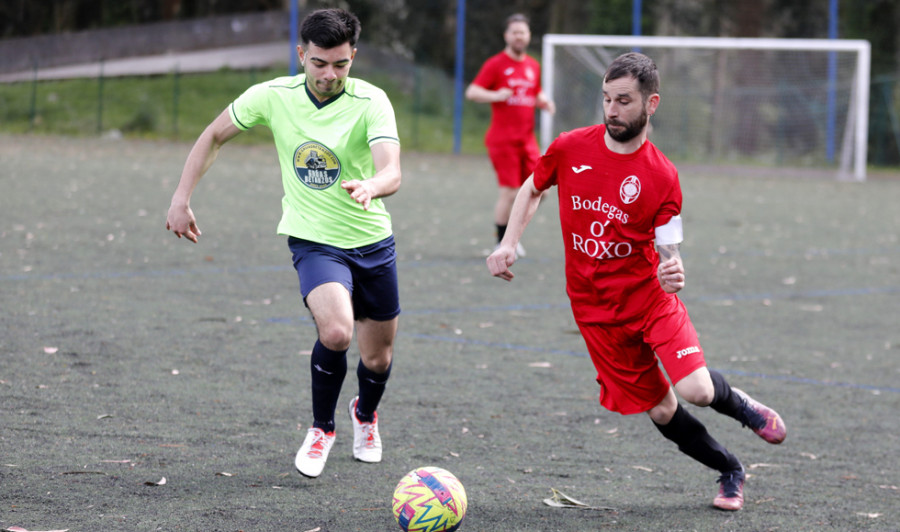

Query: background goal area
<box><xmin>541</xmin><ymin>35</ymin><xmax>871</xmax><ymax>180</ymax></box>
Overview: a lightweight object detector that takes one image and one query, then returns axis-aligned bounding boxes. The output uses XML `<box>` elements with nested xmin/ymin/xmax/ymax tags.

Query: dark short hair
<box><xmin>300</xmin><ymin>8</ymin><xmax>361</xmax><ymax>49</ymax></box>
<box><xmin>604</xmin><ymin>52</ymin><xmax>660</xmax><ymax>100</ymax></box>
<box><xmin>505</xmin><ymin>13</ymin><xmax>529</xmax><ymax>31</ymax></box>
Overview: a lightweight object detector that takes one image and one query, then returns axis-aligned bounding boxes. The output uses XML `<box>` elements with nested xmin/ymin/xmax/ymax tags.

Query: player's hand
<box><xmin>495</xmin><ymin>88</ymin><xmax>514</xmax><ymax>102</ymax></box>
<box><xmin>657</xmin><ymin>257</ymin><xmax>685</xmax><ymax>293</ymax></box>
<box><xmin>342</xmin><ymin>179</ymin><xmax>375</xmax><ymax>210</ymax></box>
<box><xmin>487</xmin><ymin>245</ymin><xmax>517</xmax><ymax>282</ymax></box>
<box><xmin>166</xmin><ymin>203</ymin><xmax>201</xmax><ymax>243</ymax></box>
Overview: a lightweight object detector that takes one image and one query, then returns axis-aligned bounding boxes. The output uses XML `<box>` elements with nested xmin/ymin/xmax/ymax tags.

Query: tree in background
<box><xmin>1</xmin><ymin>0</ymin><xmax>897</xmax><ymax>163</ymax></box>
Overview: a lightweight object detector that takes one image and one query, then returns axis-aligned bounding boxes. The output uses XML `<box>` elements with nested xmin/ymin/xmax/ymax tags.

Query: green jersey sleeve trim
<box><xmin>228</xmin><ymin>102</ymin><xmax>252</xmax><ymax>131</ymax></box>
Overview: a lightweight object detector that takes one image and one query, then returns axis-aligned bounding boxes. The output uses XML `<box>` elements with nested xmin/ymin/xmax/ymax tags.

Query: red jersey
<box><xmin>533</xmin><ymin>124</ymin><xmax>682</xmax><ymax>325</ymax></box>
<box><xmin>471</xmin><ymin>52</ymin><xmax>542</xmax><ymax>144</ymax></box>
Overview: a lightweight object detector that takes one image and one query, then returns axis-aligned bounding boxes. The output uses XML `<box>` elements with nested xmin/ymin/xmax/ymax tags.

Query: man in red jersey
<box><xmin>466</xmin><ymin>13</ymin><xmax>554</xmax><ymax>256</ymax></box>
<box><xmin>487</xmin><ymin>52</ymin><xmax>786</xmax><ymax>511</ymax></box>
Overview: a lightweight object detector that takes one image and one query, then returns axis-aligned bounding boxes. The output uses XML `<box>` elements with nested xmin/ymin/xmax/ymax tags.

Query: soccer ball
<box><xmin>392</xmin><ymin>466</ymin><xmax>467</xmax><ymax>532</ymax></box>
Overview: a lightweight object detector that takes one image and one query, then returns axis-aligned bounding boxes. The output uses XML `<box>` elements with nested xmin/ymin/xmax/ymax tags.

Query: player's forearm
<box><xmin>465</xmin><ymin>84</ymin><xmax>503</xmax><ymax>103</ymax></box>
<box><xmin>366</xmin><ymin>142</ymin><xmax>402</xmax><ymax>199</ymax></box>
<box><xmin>172</xmin><ymin>111</ymin><xmax>240</xmax><ymax>205</ymax></box>
<box><xmin>366</xmin><ymin>162</ymin><xmax>402</xmax><ymax>199</ymax></box>
<box><xmin>657</xmin><ymin>243</ymin><xmax>680</xmax><ymax>262</ymax></box>
<box><xmin>536</xmin><ymin>91</ymin><xmax>554</xmax><ymax>112</ymax></box>
<box><xmin>171</xmin><ymin>134</ymin><xmax>220</xmax><ymax>205</ymax></box>
<box><xmin>500</xmin><ymin>177</ymin><xmax>542</xmax><ymax>247</ymax></box>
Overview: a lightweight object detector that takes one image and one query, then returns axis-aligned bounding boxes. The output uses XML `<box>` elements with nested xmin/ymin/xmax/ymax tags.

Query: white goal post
<box><xmin>541</xmin><ymin>35</ymin><xmax>871</xmax><ymax>181</ymax></box>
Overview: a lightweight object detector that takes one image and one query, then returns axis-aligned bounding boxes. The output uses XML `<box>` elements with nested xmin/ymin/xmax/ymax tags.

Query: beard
<box><xmin>605</xmin><ymin>108</ymin><xmax>649</xmax><ymax>143</ymax></box>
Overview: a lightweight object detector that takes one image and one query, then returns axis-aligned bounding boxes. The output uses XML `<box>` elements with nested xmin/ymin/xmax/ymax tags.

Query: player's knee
<box><xmin>317</xmin><ymin>323</ymin><xmax>353</xmax><ymax>351</ymax></box>
<box><xmin>679</xmin><ymin>385</ymin><xmax>714</xmax><ymax>407</ymax></box>
<box><xmin>362</xmin><ymin>353</ymin><xmax>392</xmax><ymax>374</ymax></box>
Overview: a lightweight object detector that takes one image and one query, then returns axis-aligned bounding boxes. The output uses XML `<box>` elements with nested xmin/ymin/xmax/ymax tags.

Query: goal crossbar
<box><xmin>541</xmin><ymin>35</ymin><xmax>871</xmax><ymax>180</ymax></box>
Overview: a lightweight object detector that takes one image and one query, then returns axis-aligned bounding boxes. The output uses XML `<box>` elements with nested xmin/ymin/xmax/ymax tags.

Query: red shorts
<box><xmin>486</xmin><ymin>137</ymin><xmax>540</xmax><ymax>188</ymax></box>
<box><xmin>576</xmin><ymin>296</ymin><xmax>707</xmax><ymax>415</ymax></box>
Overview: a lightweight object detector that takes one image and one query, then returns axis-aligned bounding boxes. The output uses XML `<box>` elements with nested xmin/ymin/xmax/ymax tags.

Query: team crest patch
<box><xmin>619</xmin><ymin>175</ymin><xmax>641</xmax><ymax>204</ymax></box>
<box><xmin>294</xmin><ymin>141</ymin><xmax>341</xmax><ymax>190</ymax></box>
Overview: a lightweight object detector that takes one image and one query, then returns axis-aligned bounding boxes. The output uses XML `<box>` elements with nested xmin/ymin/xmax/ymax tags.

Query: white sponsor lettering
<box><xmin>305</xmin><ymin>169</ymin><xmax>331</xmax><ymax>184</ymax></box>
<box><xmin>571</xmin><ymin>233</ymin><xmax>633</xmax><ymax>260</ymax></box>
<box><xmin>676</xmin><ymin>346</ymin><xmax>700</xmax><ymax>359</ymax></box>
<box><xmin>570</xmin><ymin>195</ymin><xmax>629</xmax><ymax>223</ymax></box>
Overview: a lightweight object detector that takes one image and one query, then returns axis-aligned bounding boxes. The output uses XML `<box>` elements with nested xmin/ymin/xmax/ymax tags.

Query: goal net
<box><xmin>541</xmin><ymin>35</ymin><xmax>871</xmax><ymax>180</ymax></box>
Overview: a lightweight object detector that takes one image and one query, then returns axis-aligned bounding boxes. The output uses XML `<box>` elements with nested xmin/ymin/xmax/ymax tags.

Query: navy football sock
<box><xmin>309</xmin><ymin>340</ymin><xmax>348</xmax><ymax>434</ymax></box>
<box><xmin>654</xmin><ymin>403</ymin><xmax>742</xmax><ymax>473</ymax></box>
<box><xmin>496</xmin><ymin>224</ymin><xmax>507</xmax><ymax>243</ymax></box>
<box><xmin>355</xmin><ymin>360</ymin><xmax>391</xmax><ymax>423</ymax></box>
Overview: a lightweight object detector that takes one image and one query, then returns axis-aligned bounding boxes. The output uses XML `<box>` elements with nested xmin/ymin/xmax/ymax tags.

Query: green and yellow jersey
<box><xmin>229</xmin><ymin>75</ymin><xmax>399</xmax><ymax>249</ymax></box>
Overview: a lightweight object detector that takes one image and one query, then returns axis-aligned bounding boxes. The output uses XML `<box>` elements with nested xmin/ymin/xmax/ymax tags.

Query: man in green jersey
<box><xmin>166</xmin><ymin>8</ymin><xmax>402</xmax><ymax>479</ymax></box>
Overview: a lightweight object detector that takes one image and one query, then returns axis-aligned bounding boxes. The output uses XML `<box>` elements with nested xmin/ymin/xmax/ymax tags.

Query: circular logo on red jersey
<box><xmin>619</xmin><ymin>175</ymin><xmax>641</xmax><ymax>204</ymax></box>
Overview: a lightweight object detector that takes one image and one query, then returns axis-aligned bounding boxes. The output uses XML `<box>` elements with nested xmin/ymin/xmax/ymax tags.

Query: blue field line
<box><xmin>264</xmin><ymin>319</ymin><xmax>900</xmax><ymax>395</ymax></box>
<box><xmin>5</xmin><ymin>259</ymin><xmax>899</xmax><ymax>307</ymax></box>
<box><xmin>401</xmin><ymin>331</ymin><xmax>588</xmax><ymax>358</ymax></box>
<box><xmin>715</xmin><ymin>368</ymin><xmax>900</xmax><ymax>395</ymax></box>
<box><xmin>0</xmin><ymin>264</ymin><xmax>292</xmax><ymax>282</ymax></box>
<box><xmin>403</xmin><ymin>302</ymin><xmax>569</xmax><ymax>315</ymax></box>
<box><xmin>397</xmin><ymin>282</ymin><xmax>900</xmax><ymax>315</ymax></box>
<box><xmin>2</xmin><ymin>241</ymin><xmax>899</xmax><ymax>282</ymax></box>
<box><xmin>405</xmin><ymin>333</ymin><xmax>900</xmax><ymax>395</ymax></box>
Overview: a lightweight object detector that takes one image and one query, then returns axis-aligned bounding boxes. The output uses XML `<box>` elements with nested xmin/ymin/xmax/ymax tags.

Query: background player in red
<box><xmin>466</xmin><ymin>13</ymin><xmax>554</xmax><ymax>257</ymax></box>
<box><xmin>487</xmin><ymin>52</ymin><xmax>786</xmax><ymax>511</ymax></box>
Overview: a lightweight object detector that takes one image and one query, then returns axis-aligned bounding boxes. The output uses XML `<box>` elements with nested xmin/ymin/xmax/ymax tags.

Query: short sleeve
<box><xmin>471</xmin><ymin>55</ymin><xmax>499</xmax><ymax>90</ymax></box>
<box><xmin>532</xmin><ymin>138</ymin><xmax>561</xmax><ymax>191</ymax></box>
<box><xmin>229</xmin><ymin>82</ymin><xmax>271</xmax><ymax>131</ymax></box>
<box><xmin>651</xmin><ymin>173</ymin><xmax>682</xmax><ymax>229</ymax></box>
<box><xmin>365</xmin><ymin>89</ymin><xmax>400</xmax><ymax>147</ymax></box>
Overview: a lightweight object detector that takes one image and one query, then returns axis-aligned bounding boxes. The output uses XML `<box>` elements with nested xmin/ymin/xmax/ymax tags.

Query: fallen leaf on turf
<box><xmin>43</xmin><ymin>347</ymin><xmax>59</xmax><ymax>354</ymax></box>
<box><xmin>748</xmin><ymin>463</ymin><xmax>778</xmax><ymax>469</ymax></box>
<box><xmin>878</xmin><ymin>485</ymin><xmax>899</xmax><ymax>490</ymax></box>
<box><xmin>96</xmin><ymin>414</ymin><xmax>113</xmax><ymax>420</ymax></box>
<box><xmin>145</xmin><ymin>477</ymin><xmax>166</xmax><ymax>486</ymax></box>
<box><xmin>303</xmin><ymin>528</ymin><xmax>322</xmax><ymax>532</ymax></box>
<box><xmin>631</xmin><ymin>465</ymin><xmax>653</xmax><ymax>472</ymax></box>
<box><xmin>800</xmin><ymin>452</ymin><xmax>818</xmax><ymax>460</ymax></box>
<box><xmin>215</xmin><ymin>472</ymin><xmax>234</xmax><ymax>477</ymax></box>
<box><xmin>528</xmin><ymin>362</ymin><xmax>552</xmax><ymax>368</ymax></box>
<box><xmin>856</xmin><ymin>512</ymin><xmax>881</xmax><ymax>519</ymax></box>
<box><xmin>542</xmin><ymin>488</ymin><xmax>616</xmax><ymax>511</ymax></box>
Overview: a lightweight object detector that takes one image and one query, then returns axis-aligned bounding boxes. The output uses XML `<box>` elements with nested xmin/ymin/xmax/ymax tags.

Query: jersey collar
<box><xmin>305</xmin><ymin>83</ymin><xmax>345</xmax><ymax>109</ymax></box>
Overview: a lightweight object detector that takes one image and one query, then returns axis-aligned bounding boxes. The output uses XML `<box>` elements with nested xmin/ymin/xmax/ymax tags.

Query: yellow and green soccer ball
<box><xmin>392</xmin><ymin>466</ymin><xmax>467</xmax><ymax>532</ymax></box>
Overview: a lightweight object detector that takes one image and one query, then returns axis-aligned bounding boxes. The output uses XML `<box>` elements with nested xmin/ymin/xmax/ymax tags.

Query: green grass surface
<box><xmin>0</xmin><ymin>65</ymin><xmax>492</xmax><ymax>154</ymax></box>
<box><xmin>2</xmin><ymin>134</ymin><xmax>899</xmax><ymax>531</ymax></box>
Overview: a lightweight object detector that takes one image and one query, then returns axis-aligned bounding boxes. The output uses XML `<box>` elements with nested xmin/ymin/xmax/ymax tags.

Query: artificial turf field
<box><xmin>2</xmin><ymin>134</ymin><xmax>899</xmax><ymax>531</ymax></box>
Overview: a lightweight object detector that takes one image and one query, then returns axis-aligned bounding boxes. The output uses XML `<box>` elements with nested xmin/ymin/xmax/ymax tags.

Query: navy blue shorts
<box><xmin>288</xmin><ymin>235</ymin><xmax>401</xmax><ymax>321</ymax></box>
